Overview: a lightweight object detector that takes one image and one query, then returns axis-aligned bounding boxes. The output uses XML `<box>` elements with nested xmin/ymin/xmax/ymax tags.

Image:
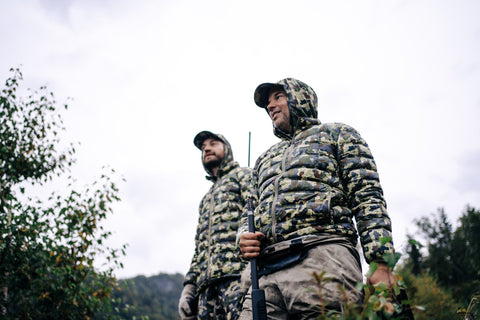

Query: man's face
<box><xmin>201</xmin><ymin>138</ymin><xmax>225</xmax><ymax>168</ymax></box>
<box><xmin>267</xmin><ymin>88</ymin><xmax>291</xmax><ymax>133</ymax></box>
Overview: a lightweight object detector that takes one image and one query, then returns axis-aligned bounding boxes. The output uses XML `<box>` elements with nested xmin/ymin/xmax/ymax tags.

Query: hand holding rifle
<box><xmin>239</xmin><ymin>198</ymin><xmax>266</xmax><ymax>320</ymax></box>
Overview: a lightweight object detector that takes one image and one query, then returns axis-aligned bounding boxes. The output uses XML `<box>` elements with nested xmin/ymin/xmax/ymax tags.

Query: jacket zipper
<box><xmin>271</xmin><ymin>139</ymin><xmax>294</xmax><ymax>242</ymax></box>
<box><xmin>206</xmin><ymin>182</ymin><xmax>216</xmax><ymax>280</ymax></box>
<box><xmin>327</xmin><ymin>188</ymin><xmax>334</xmax><ymax>224</ymax></box>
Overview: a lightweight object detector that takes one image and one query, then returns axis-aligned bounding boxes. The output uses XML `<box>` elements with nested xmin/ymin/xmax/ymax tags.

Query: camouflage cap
<box><xmin>254</xmin><ymin>82</ymin><xmax>285</xmax><ymax>108</ymax></box>
<box><xmin>193</xmin><ymin>130</ymin><xmax>222</xmax><ymax>150</ymax></box>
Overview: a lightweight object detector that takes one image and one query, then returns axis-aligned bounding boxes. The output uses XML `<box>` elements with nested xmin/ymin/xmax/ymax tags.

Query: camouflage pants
<box><xmin>239</xmin><ymin>242</ymin><xmax>363</xmax><ymax>320</ymax></box>
<box><xmin>197</xmin><ymin>278</ymin><xmax>243</xmax><ymax>320</ymax></box>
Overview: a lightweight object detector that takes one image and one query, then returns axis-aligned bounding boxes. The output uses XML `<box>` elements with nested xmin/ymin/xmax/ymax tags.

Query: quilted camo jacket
<box><xmin>184</xmin><ymin>134</ymin><xmax>252</xmax><ymax>291</ymax></box>
<box><xmin>240</xmin><ymin>78</ymin><xmax>395</xmax><ymax>263</ymax></box>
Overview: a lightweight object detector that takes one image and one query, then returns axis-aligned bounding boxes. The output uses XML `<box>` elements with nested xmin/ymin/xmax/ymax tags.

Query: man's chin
<box><xmin>274</xmin><ymin>122</ymin><xmax>291</xmax><ymax>133</ymax></box>
<box><xmin>204</xmin><ymin>159</ymin><xmax>221</xmax><ymax>169</ymax></box>
<box><xmin>203</xmin><ymin>156</ymin><xmax>216</xmax><ymax>164</ymax></box>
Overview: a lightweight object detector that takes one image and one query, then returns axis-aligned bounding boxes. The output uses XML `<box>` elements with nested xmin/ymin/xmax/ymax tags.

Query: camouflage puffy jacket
<box><xmin>184</xmin><ymin>134</ymin><xmax>252</xmax><ymax>291</ymax></box>
<box><xmin>240</xmin><ymin>78</ymin><xmax>394</xmax><ymax>263</ymax></box>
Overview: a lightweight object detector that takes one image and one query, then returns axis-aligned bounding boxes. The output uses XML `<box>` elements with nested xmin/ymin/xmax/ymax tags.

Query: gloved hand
<box><xmin>178</xmin><ymin>284</ymin><xmax>198</xmax><ymax>320</ymax></box>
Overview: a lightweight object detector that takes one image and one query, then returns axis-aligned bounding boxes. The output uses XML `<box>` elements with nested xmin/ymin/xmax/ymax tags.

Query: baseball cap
<box><xmin>254</xmin><ymin>82</ymin><xmax>284</xmax><ymax>108</ymax></box>
<box><xmin>193</xmin><ymin>130</ymin><xmax>222</xmax><ymax>150</ymax></box>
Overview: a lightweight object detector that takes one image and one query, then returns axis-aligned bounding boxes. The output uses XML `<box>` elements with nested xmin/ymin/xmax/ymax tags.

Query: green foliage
<box><xmin>457</xmin><ymin>295</ymin><xmax>480</xmax><ymax>320</ymax></box>
<box><xmin>405</xmin><ymin>238</ymin><xmax>423</xmax><ymax>276</ymax></box>
<box><xmin>415</xmin><ymin>208</ymin><xmax>454</xmax><ymax>288</ymax></box>
<box><xmin>312</xmin><ymin>268</ymin><xmax>412</xmax><ymax>320</ymax></box>
<box><xmin>414</xmin><ymin>206</ymin><xmax>480</xmax><ymax>306</ymax></box>
<box><xmin>379</xmin><ymin>237</ymin><xmax>402</xmax><ymax>271</ymax></box>
<box><xmin>397</xmin><ymin>268</ymin><xmax>457</xmax><ymax>320</ymax></box>
<box><xmin>0</xmin><ymin>68</ymin><xmax>126</xmax><ymax>319</ymax></box>
<box><xmin>310</xmin><ymin>247</ymin><xmax>415</xmax><ymax>320</ymax></box>
<box><xmin>451</xmin><ymin>206</ymin><xmax>480</xmax><ymax>304</ymax></box>
<box><xmin>0</xmin><ymin>68</ymin><xmax>72</xmax><ymax>188</ymax></box>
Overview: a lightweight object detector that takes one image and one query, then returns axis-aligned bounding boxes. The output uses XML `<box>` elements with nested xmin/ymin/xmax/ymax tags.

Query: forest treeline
<box><xmin>110</xmin><ymin>273</ymin><xmax>184</xmax><ymax>320</ymax></box>
<box><xmin>398</xmin><ymin>205</ymin><xmax>480</xmax><ymax>319</ymax></box>
<box><xmin>1</xmin><ymin>68</ymin><xmax>478</xmax><ymax>319</ymax></box>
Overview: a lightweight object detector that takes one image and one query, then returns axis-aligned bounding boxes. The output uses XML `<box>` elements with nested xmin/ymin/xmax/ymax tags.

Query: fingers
<box><xmin>367</xmin><ymin>267</ymin><xmax>398</xmax><ymax>294</ymax></box>
<box><xmin>239</xmin><ymin>232</ymin><xmax>264</xmax><ymax>258</ymax></box>
<box><xmin>240</xmin><ymin>231</ymin><xmax>264</xmax><ymax>240</ymax></box>
<box><xmin>179</xmin><ymin>300</ymin><xmax>193</xmax><ymax>318</ymax></box>
<box><xmin>240</xmin><ymin>240</ymin><xmax>261</xmax><ymax>258</ymax></box>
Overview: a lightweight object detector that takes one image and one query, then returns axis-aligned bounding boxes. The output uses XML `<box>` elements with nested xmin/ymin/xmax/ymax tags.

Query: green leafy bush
<box><xmin>0</xmin><ymin>68</ymin><xmax>126</xmax><ymax>319</ymax></box>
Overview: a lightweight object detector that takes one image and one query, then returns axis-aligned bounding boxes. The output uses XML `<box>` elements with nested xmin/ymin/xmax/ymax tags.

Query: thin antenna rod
<box><xmin>248</xmin><ymin>131</ymin><xmax>251</xmax><ymax>167</ymax></box>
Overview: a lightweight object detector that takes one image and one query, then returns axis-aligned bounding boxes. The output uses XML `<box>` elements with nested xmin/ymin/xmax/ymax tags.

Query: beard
<box><xmin>204</xmin><ymin>157</ymin><xmax>222</xmax><ymax>170</ymax></box>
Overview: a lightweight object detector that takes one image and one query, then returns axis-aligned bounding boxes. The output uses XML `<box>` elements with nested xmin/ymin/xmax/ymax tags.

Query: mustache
<box><xmin>203</xmin><ymin>152</ymin><xmax>216</xmax><ymax>159</ymax></box>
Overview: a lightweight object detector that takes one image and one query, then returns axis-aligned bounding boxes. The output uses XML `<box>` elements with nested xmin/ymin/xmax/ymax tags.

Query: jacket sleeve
<box><xmin>236</xmin><ymin>167</ymin><xmax>258</xmax><ymax>244</ymax></box>
<box><xmin>337</xmin><ymin>124</ymin><xmax>395</xmax><ymax>263</ymax></box>
<box><xmin>183</xmin><ymin>251</ymin><xmax>199</xmax><ymax>286</ymax></box>
<box><xmin>183</xmin><ymin>202</ymin><xmax>203</xmax><ymax>286</ymax></box>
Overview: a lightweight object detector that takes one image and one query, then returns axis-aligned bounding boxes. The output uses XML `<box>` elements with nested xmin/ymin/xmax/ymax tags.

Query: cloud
<box><xmin>455</xmin><ymin>149</ymin><xmax>480</xmax><ymax>194</ymax></box>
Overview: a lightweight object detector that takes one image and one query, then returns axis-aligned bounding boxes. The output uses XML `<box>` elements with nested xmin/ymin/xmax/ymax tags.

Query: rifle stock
<box><xmin>247</xmin><ymin>198</ymin><xmax>267</xmax><ymax>320</ymax></box>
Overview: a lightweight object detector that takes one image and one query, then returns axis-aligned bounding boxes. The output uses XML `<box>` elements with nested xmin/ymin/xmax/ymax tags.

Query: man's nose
<box><xmin>266</xmin><ymin>102</ymin><xmax>275</xmax><ymax>112</ymax></box>
<box><xmin>203</xmin><ymin>145</ymin><xmax>212</xmax><ymax>153</ymax></box>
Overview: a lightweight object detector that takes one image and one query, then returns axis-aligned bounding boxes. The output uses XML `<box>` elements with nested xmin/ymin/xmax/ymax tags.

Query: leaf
<box><xmin>381</xmin><ymin>252</ymin><xmax>401</xmax><ymax>269</ymax></box>
<box><xmin>379</xmin><ymin>237</ymin><xmax>392</xmax><ymax>246</ymax></box>
<box><xmin>407</xmin><ymin>238</ymin><xmax>423</xmax><ymax>248</ymax></box>
<box><xmin>366</xmin><ymin>262</ymin><xmax>378</xmax><ymax>278</ymax></box>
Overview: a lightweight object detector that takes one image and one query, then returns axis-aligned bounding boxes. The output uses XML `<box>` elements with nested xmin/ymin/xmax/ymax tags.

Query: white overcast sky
<box><xmin>1</xmin><ymin>0</ymin><xmax>479</xmax><ymax>279</ymax></box>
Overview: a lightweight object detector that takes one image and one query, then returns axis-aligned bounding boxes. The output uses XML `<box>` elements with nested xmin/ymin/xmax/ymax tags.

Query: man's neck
<box><xmin>212</xmin><ymin>167</ymin><xmax>219</xmax><ymax>177</ymax></box>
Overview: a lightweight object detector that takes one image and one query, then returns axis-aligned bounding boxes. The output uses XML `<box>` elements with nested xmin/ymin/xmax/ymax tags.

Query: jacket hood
<box><xmin>254</xmin><ymin>78</ymin><xmax>320</xmax><ymax>138</ymax></box>
<box><xmin>196</xmin><ymin>132</ymin><xmax>235</xmax><ymax>180</ymax></box>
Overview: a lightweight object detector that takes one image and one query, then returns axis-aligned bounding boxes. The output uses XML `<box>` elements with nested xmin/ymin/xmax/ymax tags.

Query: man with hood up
<box><xmin>179</xmin><ymin>131</ymin><xmax>252</xmax><ymax>320</ymax></box>
<box><xmin>237</xmin><ymin>78</ymin><xmax>397</xmax><ymax>318</ymax></box>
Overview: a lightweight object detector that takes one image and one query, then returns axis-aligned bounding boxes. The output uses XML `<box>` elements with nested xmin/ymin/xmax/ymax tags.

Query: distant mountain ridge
<box><xmin>112</xmin><ymin>272</ymin><xmax>184</xmax><ymax>320</ymax></box>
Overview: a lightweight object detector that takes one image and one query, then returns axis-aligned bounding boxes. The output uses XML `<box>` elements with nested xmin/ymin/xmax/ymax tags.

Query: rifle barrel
<box><xmin>247</xmin><ymin>199</ymin><xmax>267</xmax><ymax>320</ymax></box>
